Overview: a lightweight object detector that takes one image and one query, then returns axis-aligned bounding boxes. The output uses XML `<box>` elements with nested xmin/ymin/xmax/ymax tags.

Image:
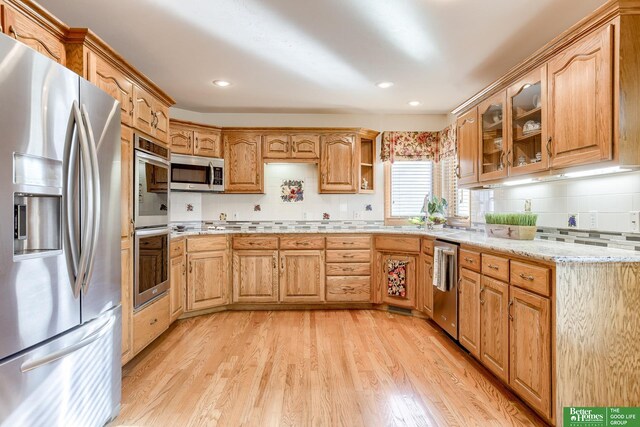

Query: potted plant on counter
<box><xmin>484</xmin><ymin>212</ymin><xmax>538</xmax><ymax>240</ymax></box>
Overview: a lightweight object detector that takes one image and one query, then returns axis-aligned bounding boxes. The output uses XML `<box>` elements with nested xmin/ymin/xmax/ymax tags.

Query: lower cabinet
<box><xmin>458</xmin><ymin>267</ymin><xmax>481</xmax><ymax>358</ymax></box>
<box><xmin>509</xmin><ymin>286</ymin><xmax>552</xmax><ymax>418</ymax></box>
<box><xmin>378</xmin><ymin>252</ymin><xmax>418</xmax><ymax>309</ymax></box>
<box><xmin>187</xmin><ymin>250</ymin><xmax>229</xmax><ymax>311</ymax></box>
<box><xmin>279</xmin><ymin>250</ymin><xmax>325</xmax><ymax>302</ymax></box>
<box><xmin>120</xmin><ymin>237</ymin><xmax>133</xmax><ymax>365</ymax></box>
<box><xmin>480</xmin><ymin>275</ymin><xmax>510</xmax><ymax>383</ymax></box>
<box><xmin>419</xmin><ymin>254</ymin><xmax>434</xmax><ymax>316</ymax></box>
<box><xmin>233</xmin><ymin>250</ymin><xmax>279</xmax><ymax>303</ymax></box>
<box><xmin>169</xmin><ymin>255</ymin><xmax>186</xmax><ymax>322</ymax></box>
<box><xmin>132</xmin><ymin>294</ymin><xmax>170</xmax><ymax>355</ymax></box>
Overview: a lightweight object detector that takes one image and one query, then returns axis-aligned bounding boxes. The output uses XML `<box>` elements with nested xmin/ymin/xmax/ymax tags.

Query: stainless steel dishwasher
<box><xmin>432</xmin><ymin>239</ymin><xmax>459</xmax><ymax>339</ymax></box>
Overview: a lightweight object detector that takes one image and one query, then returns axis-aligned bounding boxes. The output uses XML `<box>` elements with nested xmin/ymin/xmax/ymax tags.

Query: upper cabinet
<box><xmin>169</xmin><ymin>120</ymin><xmax>222</xmax><ymax>158</ymax></box>
<box><xmin>478</xmin><ymin>91</ymin><xmax>508</xmax><ymax>182</ymax></box>
<box><xmin>320</xmin><ymin>134</ymin><xmax>358</xmax><ymax>193</ymax></box>
<box><xmin>65</xmin><ymin>29</ymin><xmax>175</xmax><ymax>143</ymax></box>
<box><xmin>507</xmin><ymin>66</ymin><xmax>549</xmax><ymax>176</ymax></box>
<box><xmin>456</xmin><ymin>108</ymin><xmax>479</xmax><ymax>186</ymax></box>
<box><xmin>224</xmin><ymin>132</ymin><xmax>263</xmax><ymax>193</ymax></box>
<box><xmin>547</xmin><ymin>24</ymin><xmax>613</xmax><ymax>168</ymax></box>
<box><xmin>1</xmin><ymin>1</ymin><xmax>66</xmax><ymax>65</ymax></box>
<box><xmin>263</xmin><ymin>133</ymin><xmax>320</xmax><ymax>161</ymax></box>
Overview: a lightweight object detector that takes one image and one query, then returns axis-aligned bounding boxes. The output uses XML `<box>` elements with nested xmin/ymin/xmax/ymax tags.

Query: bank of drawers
<box><xmin>325</xmin><ymin>236</ymin><xmax>371</xmax><ymax>302</ymax></box>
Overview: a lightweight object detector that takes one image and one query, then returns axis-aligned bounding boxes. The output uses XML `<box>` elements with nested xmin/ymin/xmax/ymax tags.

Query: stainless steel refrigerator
<box><xmin>0</xmin><ymin>33</ymin><xmax>121</xmax><ymax>426</ymax></box>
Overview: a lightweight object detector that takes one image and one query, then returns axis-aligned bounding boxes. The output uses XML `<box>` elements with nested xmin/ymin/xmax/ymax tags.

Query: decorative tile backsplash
<box><xmin>472</xmin><ymin>170</ymin><xmax>640</xmax><ymax>233</ymax></box>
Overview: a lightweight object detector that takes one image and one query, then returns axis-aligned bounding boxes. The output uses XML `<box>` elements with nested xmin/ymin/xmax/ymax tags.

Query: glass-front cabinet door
<box><xmin>507</xmin><ymin>65</ymin><xmax>549</xmax><ymax>176</ymax></box>
<box><xmin>478</xmin><ymin>91</ymin><xmax>508</xmax><ymax>182</ymax></box>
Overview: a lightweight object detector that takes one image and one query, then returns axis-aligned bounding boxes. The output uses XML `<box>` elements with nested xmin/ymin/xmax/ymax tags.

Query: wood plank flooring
<box><xmin>113</xmin><ymin>310</ymin><xmax>547</xmax><ymax>426</ymax></box>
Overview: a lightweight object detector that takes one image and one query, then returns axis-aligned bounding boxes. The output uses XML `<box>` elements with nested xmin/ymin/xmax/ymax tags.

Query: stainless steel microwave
<box><xmin>170</xmin><ymin>154</ymin><xmax>224</xmax><ymax>192</ymax></box>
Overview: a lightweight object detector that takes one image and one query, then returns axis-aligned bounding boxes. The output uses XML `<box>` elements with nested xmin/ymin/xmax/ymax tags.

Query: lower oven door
<box><xmin>134</xmin><ymin>227</ymin><xmax>170</xmax><ymax>308</ymax></box>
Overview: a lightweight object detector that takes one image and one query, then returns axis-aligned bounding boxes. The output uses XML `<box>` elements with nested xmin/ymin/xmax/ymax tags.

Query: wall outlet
<box><xmin>232</xmin><ymin>212</ymin><xmax>239</xmax><ymax>221</ymax></box>
<box><xmin>302</xmin><ymin>212</ymin><xmax>308</xmax><ymax>220</ymax></box>
<box><xmin>588</xmin><ymin>211</ymin><xmax>598</xmax><ymax>229</ymax></box>
<box><xmin>353</xmin><ymin>211</ymin><xmax>361</xmax><ymax>220</ymax></box>
<box><xmin>631</xmin><ymin>211</ymin><xmax>640</xmax><ymax>233</ymax></box>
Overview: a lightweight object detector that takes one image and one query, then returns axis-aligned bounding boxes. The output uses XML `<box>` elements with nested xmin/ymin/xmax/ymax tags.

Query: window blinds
<box><xmin>390</xmin><ymin>161</ymin><xmax>433</xmax><ymax>217</ymax></box>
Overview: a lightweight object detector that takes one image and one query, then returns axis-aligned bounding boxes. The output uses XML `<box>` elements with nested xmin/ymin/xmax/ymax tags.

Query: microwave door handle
<box><xmin>79</xmin><ymin>105</ymin><xmax>102</xmax><ymax>294</ymax></box>
<box><xmin>209</xmin><ymin>161</ymin><xmax>214</xmax><ymax>187</ymax></box>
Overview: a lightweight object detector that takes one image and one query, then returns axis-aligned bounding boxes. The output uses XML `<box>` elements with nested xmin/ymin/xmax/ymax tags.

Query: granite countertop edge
<box><xmin>170</xmin><ymin>228</ymin><xmax>640</xmax><ymax>264</ymax></box>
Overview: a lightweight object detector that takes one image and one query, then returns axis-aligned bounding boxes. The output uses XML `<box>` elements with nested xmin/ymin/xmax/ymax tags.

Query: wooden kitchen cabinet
<box><xmin>2</xmin><ymin>2</ymin><xmax>66</xmax><ymax>64</ymax></box>
<box><xmin>263</xmin><ymin>134</ymin><xmax>290</xmax><ymax>159</ymax></box>
<box><xmin>547</xmin><ymin>24</ymin><xmax>613</xmax><ymax>168</ymax></box>
<box><xmin>456</xmin><ymin>107</ymin><xmax>479</xmax><ymax>186</ymax></box>
<box><xmin>187</xmin><ymin>250</ymin><xmax>229</xmax><ymax>311</ymax></box>
<box><xmin>419</xmin><ymin>254</ymin><xmax>433</xmax><ymax>317</ymax></box>
<box><xmin>120</xmin><ymin>125</ymin><xmax>133</xmax><ymax>239</ymax></box>
<box><xmin>379</xmin><ymin>252</ymin><xmax>418</xmax><ymax>309</ymax></box>
<box><xmin>320</xmin><ymin>134</ymin><xmax>358</xmax><ymax>193</ymax></box>
<box><xmin>478</xmin><ymin>91</ymin><xmax>508</xmax><ymax>182</ymax></box>
<box><xmin>263</xmin><ymin>134</ymin><xmax>320</xmax><ymax>161</ymax></box>
<box><xmin>120</xmin><ymin>237</ymin><xmax>133</xmax><ymax>365</ymax></box>
<box><xmin>458</xmin><ymin>267</ymin><xmax>481</xmax><ymax>358</ymax></box>
<box><xmin>480</xmin><ymin>275</ymin><xmax>510</xmax><ymax>383</ymax></box>
<box><xmin>291</xmin><ymin>134</ymin><xmax>320</xmax><ymax>159</ymax></box>
<box><xmin>507</xmin><ymin>66</ymin><xmax>549</xmax><ymax>176</ymax></box>
<box><xmin>233</xmin><ymin>250</ymin><xmax>279</xmax><ymax>303</ymax></box>
<box><xmin>87</xmin><ymin>51</ymin><xmax>134</xmax><ymax>127</ymax></box>
<box><xmin>169</xmin><ymin>254</ymin><xmax>186</xmax><ymax>323</ymax></box>
<box><xmin>133</xmin><ymin>85</ymin><xmax>169</xmax><ymax>143</ymax></box>
<box><xmin>132</xmin><ymin>293</ymin><xmax>170</xmax><ymax>355</ymax></box>
<box><xmin>169</xmin><ymin>122</ymin><xmax>194</xmax><ymax>155</ymax></box>
<box><xmin>279</xmin><ymin>250</ymin><xmax>325</xmax><ymax>303</ymax></box>
<box><xmin>509</xmin><ymin>286</ymin><xmax>552</xmax><ymax>418</ymax></box>
<box><xmin>194</xmin><ymin>128</ymin><xmax>222</xmax><ymax>158</ymax></box>
<box><xmin>224</xmin><ymin>132</ymin><xmax>263</xmax><ymax>193</ymax></box>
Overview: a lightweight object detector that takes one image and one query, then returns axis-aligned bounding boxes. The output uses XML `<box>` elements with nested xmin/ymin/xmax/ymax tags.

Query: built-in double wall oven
<box><xmin>133</xmin><ymin>134</ymin><xmax>170</xmax><ymax>308</ymax></box>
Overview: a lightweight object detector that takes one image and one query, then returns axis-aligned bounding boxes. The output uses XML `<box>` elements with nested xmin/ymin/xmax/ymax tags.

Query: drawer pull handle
<box><xmin>297</xmin><ymin>242</ymin><xmax>309</xmax><ymax>246</ymax></box>
<box><xmin>464</xmin><ymin>257</ymin><xmax>474</xmax><ymax>263</ymax></box>
<box><xmin>519</xmin><ymin>273</ymin><xmax>535</xmax><ymax>281</ymax></box>
<box><xmin>508</xmin><ymin>298</ymin><xmax>514</xmax><ymax>321</ymax></box>
<box><xmin>343</xmin><ymin>267</ymin><xmax>353</xmax><ymax>272</ymax></box>
<box><xmin>343</xmin><ymin>242</ymin><xmax>354</xmax><ymax>245</ymax></box>
<box><xmin>487</xmin><ymin>264</ymin><xmax>499</xmax><ymax>270</ymax></box>
<box><xmin>343</xmin><ymin>255</ymin><xmax>354</xmax><ymax>259</ymax></box>
<box><xmin>479</xmin><ymin>286</ymin><xmax>485</xmax><ymax>305</ymax></box>
<box><xmin>343</xmin><ymin>286</ymin><xmax>355</xmax><ymax>292</ymax></box>
<box><xmin>150</xmin><ymin>318</ymin><xmax>158</xmax><ymax>325</ymax></box>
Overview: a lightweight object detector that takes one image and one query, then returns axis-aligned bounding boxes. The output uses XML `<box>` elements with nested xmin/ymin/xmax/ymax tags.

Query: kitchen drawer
<box><xmin>326</xmin><ymin>236</ymin><xmax>371</xmax><ymax>250</ymax></box>
<box><xmin>374</xmin><ymin>236</ymin><xmax>420</xmax><ymax>253</ymax></box>
<box><xmin>133</xmin><ymin>294</ymin><xmax>170</xmax><ymax>355</ymax></box>
<box><xmin>187</xmin><ymin>235</ymin><xmax>228</xmax><ymax>252</ymax></box>
<box><xmin>279</xmin><ymin>235</ymin><xmax>325</xmax><ymax>250</ymax></box>
<box><xmin>326</xmin><ymin>250</ymin><xmax>371</xmax><ymax>263</ymax></box>
<box><xmin>482</xmin><ymin>254</ymin><xmax>509</xmax><ymax>282</ymax></box>
<box><xmin>421</xmin><ymin>238</ymin><xmax>434</xmax><ymax>256</ymax></box>
<box><xmin>326</xmin><ymin>262</ymin><xmax>371</xmax><ymax>276</ymax></box>
<box><xmin>460</xmin><ymin>248</ymin><xmax>481</xmax><ymax>272</ymax></box>
<box><xmin>326</xmin><ymin>276</ymin><xmax>370</xmax><ymax>302</ymax></box>
<box><xmin>510</xmin><ymin>260</ymin><xmax>551</xmax><ymax>296</ymax></box>
<box><xmin>232</xmin><ymin>236</ymin><xmax>278</xmax><ymax>250</ymax></box>
<box><xmin>170</xmin><ymin>239</ymin><xmax>185</xmax><ymax>259</ymax></box>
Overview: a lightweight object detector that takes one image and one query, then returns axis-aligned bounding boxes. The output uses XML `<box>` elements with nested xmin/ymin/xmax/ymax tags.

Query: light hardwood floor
<box><xmin>113</xmin><ymin>310</ymin><xmax>546</xmax><ymax>426</ymax></box>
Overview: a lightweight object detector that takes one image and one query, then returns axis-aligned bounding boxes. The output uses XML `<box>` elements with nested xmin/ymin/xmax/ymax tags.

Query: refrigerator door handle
<box><xmin>63</xmin><ymin>101</ymin><xmax>90</xmax><ymax>298</ymax></box>
<box><xmin>80</xmin><ymin>104</ymin><xmax>102</xmax><ymax>294</ymax></box>
<box><xmin>74</xmin><ymin>104</ymin><xmax>95</xmax><ymax>298</ymax></box>
<box><xmin>20</xmin><ymin>314</ymin><xmax>115</xmax><ymax>373</ymax></box>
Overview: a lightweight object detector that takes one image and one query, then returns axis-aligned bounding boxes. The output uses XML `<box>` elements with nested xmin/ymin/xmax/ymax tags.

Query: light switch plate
<box><xmin>588</xmin><ymin>211</ymin><xmax>598</xmax><ymax>229</ymax></box>
<box><xmin>630</xmin><ymin>211</ymin><xmax>640</xmax><ymax>233</ymax></box>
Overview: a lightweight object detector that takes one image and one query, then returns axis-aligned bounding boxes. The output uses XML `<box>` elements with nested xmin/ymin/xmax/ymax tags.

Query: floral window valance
<box><xmin>439</xmin><ymin>124</ymin><xmax>456</xmax><ymax>162</ymax></box>
<box><xmin>380</xmin><ymin>131</ymin><xmax>439</xmax><ymax>162</ymax></box>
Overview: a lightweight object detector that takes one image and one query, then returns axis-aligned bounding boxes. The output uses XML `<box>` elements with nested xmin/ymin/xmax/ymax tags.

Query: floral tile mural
<box><xmin>281</xmin><ymin>179</ymin><xmax>304</xmax><ymax>203</ymax></box>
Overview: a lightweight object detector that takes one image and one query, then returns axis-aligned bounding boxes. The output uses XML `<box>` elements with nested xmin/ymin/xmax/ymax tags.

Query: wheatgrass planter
<box><xmin>484</xmin><ymin>224</ymin><xmax>537</xmax><ymax>240</ymax></box>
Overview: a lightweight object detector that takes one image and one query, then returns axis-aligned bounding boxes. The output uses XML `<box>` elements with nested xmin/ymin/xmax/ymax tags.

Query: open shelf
<box><xmin>514</xmin><ymin>106</ymin><xmax>541</xmax><ymax>121</ymax></box>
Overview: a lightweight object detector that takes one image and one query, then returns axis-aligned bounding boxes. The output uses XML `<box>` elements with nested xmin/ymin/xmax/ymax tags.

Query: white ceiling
<box><xmin>40</xmin><ymin>0</ymin><xmax>606</xmax><ymax>114</ymax></box>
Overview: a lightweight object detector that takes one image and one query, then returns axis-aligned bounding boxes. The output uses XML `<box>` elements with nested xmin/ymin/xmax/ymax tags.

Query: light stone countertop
<box><xmin>171</xmin><ymin>227</ymin><xmax>640</xmax><ymax>264</ymax></box>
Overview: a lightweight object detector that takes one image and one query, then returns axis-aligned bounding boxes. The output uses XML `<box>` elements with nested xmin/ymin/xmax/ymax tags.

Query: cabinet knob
<box><xmin>150</xmin><ymin>318</ymin><xmax>158</xmax><ymax>325</ymax></box>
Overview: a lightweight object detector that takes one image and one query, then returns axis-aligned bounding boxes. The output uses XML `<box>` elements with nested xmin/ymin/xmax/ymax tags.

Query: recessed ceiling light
<box><xmin>408</xmin><ymin>101</ymin><xmax>421</xmax><ymax>106</ymax></box>
<box><xmin>376</xmin><ymin>81</ymin><xmax>394</xmax><ymax>89</ymax></box>
<box><xmin>212</xmin><ymin>80</ymin><xmax>231</xmax><ymax>87</ymax></box>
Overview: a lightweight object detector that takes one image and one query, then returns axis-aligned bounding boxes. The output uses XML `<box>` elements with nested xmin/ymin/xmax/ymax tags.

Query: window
<box><xmin>387</xmin><ymin>161</ymin><xmax>433</xmax><ymax>218</ymax></box>
<box><xmin>439</xmin><ymin>156</ymin><xmax>470</xmax><ymax>218</ymax></box>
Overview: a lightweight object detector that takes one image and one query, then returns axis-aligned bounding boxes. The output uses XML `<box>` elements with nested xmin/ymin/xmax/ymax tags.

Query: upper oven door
<box><xmin>170</xmin><ymin>154</ymin><xmax>224</xmax><ymax>192</ymax></box>
<box><xmin>134</xmin><ymin>150</ymin><xmax>169</xmax><ymax>228</ymax></box>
